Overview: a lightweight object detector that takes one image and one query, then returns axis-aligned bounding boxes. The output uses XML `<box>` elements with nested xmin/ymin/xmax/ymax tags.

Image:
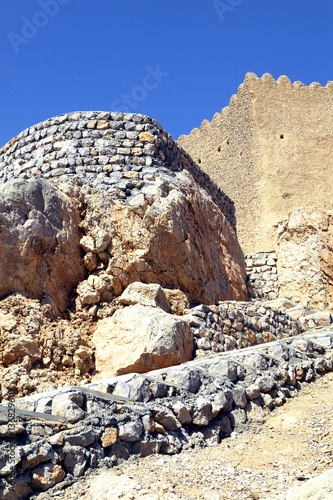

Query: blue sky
<box><xmin>1</xmin><ymin>0</ymin><xmax>332</xmax><ymax>147</ymax></box>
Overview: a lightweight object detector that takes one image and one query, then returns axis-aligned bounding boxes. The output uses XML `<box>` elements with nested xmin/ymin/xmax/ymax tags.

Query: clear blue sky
<box><xmin>1</xmin><ymin>0</ymin><xmax>332</xmax><ymax>147</ymax></box>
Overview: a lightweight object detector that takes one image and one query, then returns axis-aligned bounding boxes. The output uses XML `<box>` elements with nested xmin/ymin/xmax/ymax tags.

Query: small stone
<box><xmin>96</xmin><ymin>120</ymin><xmax>110</xmax><ymax>130</ymax></box>
<box><xmin>101</xmin><ymin>427</ymin><xmax>118</xmax><ymax>448</ymax></box>
<box><xmin>118</xmin><ymin>421</ymin><xmax>143</xmax><ymax>442</ymax></box>
<box><xmin>139</xmin><ymin>132</ymin><xmax>155</xmax><ymax>143</ymax></box>
<box><xmin>123</xmin><ymin>171</ymin><xmax>139</xmax><ymax>179</ymax></box>
<box><xmin>80</xmin><ymin>235</ymin><xmax>95</xmax><ymax>253</ymax></box>
<box><xmin>30</xmin><ymin>463</ymin><xmax>65</xmax><ymax>491</ymax></box>
<box><xmin>87</xmin><ymin>120</ymin><xmax>97</xmax><ymax>129</ymax></box>
<box><xmin>109</xmin><ymin>154</ymin><xmax>125</xmax><ymax>164</ymax></box>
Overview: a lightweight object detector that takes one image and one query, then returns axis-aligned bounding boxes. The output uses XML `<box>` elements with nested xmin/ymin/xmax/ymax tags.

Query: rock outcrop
<box><xmin>276</xmin><ymin>207</ymin><xmax>333</xmax><ymax>311</ymax></box>
<box><xmin>76</xmin><ymin>169</ymin><xmax>247</xmax><ymax>307</ymax></box>
<box><xmin>0</xmin><ymin>178</ymin><xmax>85</xmax><ymax>312</ymax></box>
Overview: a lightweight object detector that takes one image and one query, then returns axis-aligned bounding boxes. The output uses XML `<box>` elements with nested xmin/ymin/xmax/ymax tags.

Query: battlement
<box><xmin>0</xmin><ymin>111</ymin><xmax>235</xmax><ymax>228</ymax></box>
<box><xmin>178</xmin><ymin>73</ymin><xmax>333</xmax><ymax>252</ymax></box>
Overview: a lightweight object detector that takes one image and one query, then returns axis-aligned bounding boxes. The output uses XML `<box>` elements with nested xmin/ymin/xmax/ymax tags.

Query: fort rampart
<box><xmin>178</xmin><ymin>73</ymin><xmax>333</xmax><ymax>252</ymax></box>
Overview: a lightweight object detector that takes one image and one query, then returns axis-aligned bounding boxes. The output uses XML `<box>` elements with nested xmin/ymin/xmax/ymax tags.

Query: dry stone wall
<box><xmin>0</xmin><ymin>331</ymin><xmax>332</xmax><ymax>498</ymax></box>
<box><xmin>245</xmin><ymin>252</ymin><xmax>279</xmax><ymax>300</ymax></box>
<box><xmin>187</xmin><ymin>300</ymin><xmax>298</xmax><ymax>356</ymax></box>
<box><xmin>0</xmin><ymin>111</ymin><xmax>236</xmax><ymax>229</ymax></box>
<box><xmin>178</xmin><ymin>73</ymin><xmax>333</xmax><ymax>252</ymax></box>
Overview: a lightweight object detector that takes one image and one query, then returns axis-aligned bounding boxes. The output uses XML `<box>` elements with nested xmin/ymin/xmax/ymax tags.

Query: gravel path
<box><xmin>37</xmin><ymin>371</ymin><xmax>333</xmax><ymax>500</ymax></box>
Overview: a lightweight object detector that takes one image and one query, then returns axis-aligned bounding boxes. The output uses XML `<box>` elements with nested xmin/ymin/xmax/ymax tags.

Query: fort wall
<box><xmin>178</xmin><ymin>73</ymin><xmax>333</xmax><ymax>252</ymax></box>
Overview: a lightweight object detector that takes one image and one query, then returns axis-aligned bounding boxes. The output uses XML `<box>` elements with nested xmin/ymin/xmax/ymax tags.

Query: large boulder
<box><xmin>77</xmin><ymin>170</ymin><xmax>247</xmax><ymax>307</ymax></box>
<box><xmin>276</xmin><ymin>207</ymin><xmax>333</xmax><ymax>311</ymax></box>
<box><xmin>276</xmin><ymin>467</ymin><xmax>333</xmax><ymax>500</ymax></box>
<box><xmin>92</xmin><ymin>303</ymin><xmax>194</xmax><ymax>378</ymax></box>
<box><xmin>0</xmin><ymin>179</ymin><xmax>85</xmax><ymax>311</ymax></box>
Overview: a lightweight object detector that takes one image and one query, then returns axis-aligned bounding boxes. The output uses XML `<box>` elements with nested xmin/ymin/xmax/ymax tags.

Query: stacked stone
<box><xmin>0</xmin><ymin>332</ymin><xmax>332</xmax><ymax>498</ymax></box>
<box><xmin>186</xmin><ymin>301</ymin><xmax>299</xmax><ymax>357</ymax></box>
<box><xmin>245</xmin><ymin>251</ymin><xmax>278</xmax><ymax>299</ymax></box>
<box><xmin>0</xmin><ymin>112</ymin><xmax>235</xmax><ymax>229</ymax></box>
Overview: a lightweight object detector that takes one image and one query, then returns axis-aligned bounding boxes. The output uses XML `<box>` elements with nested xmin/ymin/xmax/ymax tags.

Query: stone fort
<box><xmin>178</xmin><ymin>72</ymin><xmax>333</xmax><ymax>253</ymax></box>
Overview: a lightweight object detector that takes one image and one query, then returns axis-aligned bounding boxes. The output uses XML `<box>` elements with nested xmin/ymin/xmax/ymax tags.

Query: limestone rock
<box><xmin>277</xmin><ymin>207</ymin><xmax>333</xmax><ymax>311</ymax></box>
<box><xmin>118</xmin><ymin>282</ymin><xmax>170</xmax><ymax>311</ymax></box>
<box><xmin>278</xmin><ymin>467</ymin><xmax>333</xmax><ymax>500</ymax></box>
<box><xmin>79</xmin><ymin>170</ymin><xmax>247</xmax><ymax>306</ymax></box>
<box><xmin>92</xmin><ymin>304</ymin><xmax>194</xmax><ymax>378</ymax></box>
<box><xmin>0</xmin><ymin>179</ymin><xmax>85</xmax><ymax>312</ymax></box>
<box><xmin>164</xmin><ymin>288</ymin><xmax>190</xmax><ymax>315</ymax></box>
<box><xmin>0</xmin><ymin>295</ymin><xmax>95</xmax><ymax>402</ymax></box>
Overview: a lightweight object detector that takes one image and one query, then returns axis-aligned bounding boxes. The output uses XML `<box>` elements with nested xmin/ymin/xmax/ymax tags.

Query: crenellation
<box><xmin>178</xmin><ymin>73</ymin><xmax>333</xmax><ymax>252</ymax></box>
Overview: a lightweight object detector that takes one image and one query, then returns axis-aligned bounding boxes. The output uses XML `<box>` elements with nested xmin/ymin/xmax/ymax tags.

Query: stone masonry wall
<box><xmin>0</xmin><ymin>111</ymin><xmax>236</xmax><ymax>229</ymax></box>
<box><xmin>178</xmin><ymin>73</ymin><xmax>333</xmax><ymax>252</ymax></box>
<box><xmin>188</xmin><ymin>300</ymin><xmax>298</xmax><ymax>356</ymax></box>
<box><xmin>245</xmin><ymin>252</ymin><xmax>279</xmax><ymax>300</ymax></box>
<box><xmin>0</xmin><ymin>332</ymin><xmax>332</xmax><ymax>498</ymax></box>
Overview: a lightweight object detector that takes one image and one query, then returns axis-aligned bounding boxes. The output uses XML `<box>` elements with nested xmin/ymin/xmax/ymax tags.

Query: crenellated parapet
<box><xmin>178</xmin><ymin>73</ymin><xmax>333</xmax><ymax>252</ymax></box>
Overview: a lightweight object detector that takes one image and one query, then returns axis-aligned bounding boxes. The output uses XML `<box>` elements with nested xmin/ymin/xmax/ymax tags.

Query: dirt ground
<box><xmin>38</xmin><ymin>371</ymin><xmax>333</xmax><ymax>500</ymax></box>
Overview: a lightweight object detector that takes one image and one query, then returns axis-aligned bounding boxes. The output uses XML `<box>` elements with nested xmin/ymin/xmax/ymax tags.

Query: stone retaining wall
<box><xmin>0</xmin><ymin>112</ymin><xmax>236</xmax><ymax>228</ymax></box>
<box><xmin>246</xmin><ymin>252</ymin><xmax>279</xmax><ymax>300</ymax></box>
<box><xmin>0</xmin><ymin>332</ymin><xmax>332</xmax><ymax>498</ymax></box>
<box><xmin>188</xmin><ymin>300</ymin><xmax>299</xmax><ymax>356</ymax></box>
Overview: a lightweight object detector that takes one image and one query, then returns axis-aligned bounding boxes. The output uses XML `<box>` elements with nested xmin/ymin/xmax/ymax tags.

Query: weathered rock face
<box><xmin>77</xmin><ymin>170</ymin><xmax>247</xmax><ymax>308</ymax></box>
<box><xmin>92</xmin><ymin>303</ymin><xmax>194</xmax><ymax>378</ymax></box>
<box><xmin>0</xmin><ymin>294</ymin><xmax>95</xmax><ymax>402</ymax></box>
<box><xmin>0</xmin><ymin>179</ymin><xmax>85</xmax><ymax>312</ymax></box>
<box><xmin>276</xmin><ymin>207</ymin><xmax>333</xmax><ymax>311</ymax></box>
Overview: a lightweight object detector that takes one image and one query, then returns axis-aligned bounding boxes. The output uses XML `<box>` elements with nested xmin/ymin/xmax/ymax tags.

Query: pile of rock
<box><xmin>0</xmin><ymin>331</ymin><xmax>332</xmax><ymax>498</ymax></box>
<box><xmin>0</xmin><ymin>294</ymin><xmax>95</xmax><ymax>403</ymax></box>
<box><xmin>246</xmin><ymin>252</ymin><xmax>278</xmax><ymax>300</ymax></box>
<box><xmin>186</xmin><ymin>301</ymin><xmax>299</xmax><ymax>356</ymax></box>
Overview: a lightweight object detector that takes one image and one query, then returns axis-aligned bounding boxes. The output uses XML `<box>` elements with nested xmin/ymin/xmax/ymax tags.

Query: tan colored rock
<box><xmin>80</xmin><ymin>170</ymin><xmax>247</xmax><ymax>305</ymax></box>
<box><xmin>87</xmin><ymin>120</ymin><xmax>97</xmax><ymax>129</ymax></box>
<box><xmin>89</xmin><ymin>473</ymin><xmax>160</xmax><ymax>500</ymax></box>
<box><xmin>92</xmin><ymin>304</ymin><xmax>194</xmax><ymax>378</ymax></box>
<box><xmin>96</xmin><ymin>120</ymin><xmax>110</xmax><ymax>129</ymax></box>
<box><xmin>118</xmin><ymin>282</ymin><xmax>170</xmax><ymax>311</ymax></box>
<box><xmin>279</xmin><ymin>467</ymin><xmax>333</xmax><ymax>500</ymax></box>
<box><xmin>276</xmin><ymin>207</ymin><xmax>333</xmax><ymax>311</ymax></box>
<box><xmin>0</xmin><ymin>313</ymin><xmax>18</xmax><ymax>331</ymax></box>
<box><xmin>101</xmin><ymin>427</ymin><xmax>118</xmax><ymax>447</ymax></box>
<box><xmin>3</xmin><ymin>338</ymin><xmax>41</xmax><ymax>367</ymax></box>
<box><xmin>164</xmin><ymin>289</ymin><xmax>190</xmax><ymax>316</ymax></box>
<box><xmin>139</xmin><ymin>132</ymin><xmax>155</xmax><ymax>143</ymax></box>
<box><xmin>0</xmin><ymin>179</ymin><xmax>85</xmax><ymax>312</ymax></box>
<box><xmin>123</xmin><ymin>171</ymin><xmax>139</xmax><ymax>179</ymax></box>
